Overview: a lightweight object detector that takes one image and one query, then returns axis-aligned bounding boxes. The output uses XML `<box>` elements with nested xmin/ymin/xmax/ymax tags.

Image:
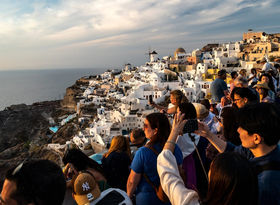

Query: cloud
<box><xmin>0</xmin><ymin>0</ymin><xmax>279</xmax><ymax>69</ymax></box>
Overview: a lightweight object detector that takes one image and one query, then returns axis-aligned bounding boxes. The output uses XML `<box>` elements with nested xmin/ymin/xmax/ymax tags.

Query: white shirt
<box><xmin>157</xmin><ymin>149</ymin><xmax>199</xmax><ymax>205</ymax></box>
<box><xmin>176</xmin><ymin>133</ymin><xmax>200</xmax><ymax>158</ymax></box>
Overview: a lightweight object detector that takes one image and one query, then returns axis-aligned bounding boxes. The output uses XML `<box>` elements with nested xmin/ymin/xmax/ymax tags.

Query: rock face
<box><xmin>0</xmin><ymin>100</ymin><xmax>68</xmax><ymax>185</ymax></box>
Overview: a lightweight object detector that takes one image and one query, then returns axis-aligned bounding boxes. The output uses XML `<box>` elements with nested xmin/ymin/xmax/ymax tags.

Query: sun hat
<box><xmin>73</xmin><ymin>172</ymin><xmax>101</xmax><ymax>205</ymax></box>
<box><xmin>253</xmin><ymin>82</ymin><xmax>270</xmax><ymax>90</ymax></box>
<box><xmin>192</xmin><ymin>103</ymin><xmax>209</xmax><ymax>120</ymax></box>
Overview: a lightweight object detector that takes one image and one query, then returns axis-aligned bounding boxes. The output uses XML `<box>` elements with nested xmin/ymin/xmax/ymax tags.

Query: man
<box><xmin>72</xmin><ymin>172</ymin><xmax>132</xmax><ymax>205</ymax></box>
<box><xmin>210</xmin><ymin>69</ymin><xmax>229</xmax><ymax>103</ymax></box>
<box><xmin>195</xmin><ymin>103</ymin><xmax>280</xmax><ymax>205</ymax></box>
<box><xmin>233</xmin><ymin>76</ymin><xmax>259</xmax><ymax>101</ymax></box>
<box><xmin>230</xmin><ymin>87</ymin><xmax>258</xmax><ymax>108</ymax></box>
<box><xmin>1</xmin><ymin>160</ymin><xmax>66</xmax><ymax>205</ymax></box>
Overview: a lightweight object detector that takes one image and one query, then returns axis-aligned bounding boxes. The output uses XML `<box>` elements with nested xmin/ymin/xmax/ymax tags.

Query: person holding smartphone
<box><xmin>149</xmin><ymin>90</ymin><xmax>187</xmax><ymax>114</ymax></box>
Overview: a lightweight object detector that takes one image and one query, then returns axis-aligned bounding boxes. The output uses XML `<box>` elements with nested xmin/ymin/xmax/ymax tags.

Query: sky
<box><xmin>0</xmin><ymin>0</ymin><xmax>280</xmax><ymax>70</ymax></box>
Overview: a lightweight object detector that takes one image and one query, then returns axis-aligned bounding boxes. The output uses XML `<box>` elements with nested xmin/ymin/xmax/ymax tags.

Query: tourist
<box><xmin>230</xmin><ymin>71</ymin><xmax>238</xmax><ymax>91</ymax></box>
<box><xmin>176</xmin><ymin>102</ymin><xmax>209</xmax><ymax>197</ymax></box>
<box><xmin>150</xmin><ymin>89</ymin><xmax>187</xmax><ymax>114</ymax></box>
<box><xmin>231</xmin><ymin>87</ymin><xmax>258</xmax><ymax>108</ymax></box>
<box><xmin>253</xmin><ymin>82</ymin><xmax>274</xmax><ymax>103</ymax></box>
<box><xmin>63</xmin><ymin>148</ymin><xmax>109</xmax><ymax>191</ymax></box>
<box><xmin>157</xmin><ymin>112</ymin><xmax>258</xmax><ymax>205</ymax></box>
<box><xmin>210</xmin><ymin>69</ymin><xmax>229</xmax><ymax>103</ymax></box>
<box><xmin>127</xmin><ymin>113</ymin><xmax>183</xmax><ymax>204</ymax></box>
<box><xmin>102</xmin><ymin>135</ymin><xmax>132</xmax><ymax>191</ymax></box>
<box><xmin>248</xmin><ymin>68</ymin><xmax>258</xmax><ymax>87</ymax></box>
<box><xmin>1</xmin><ymin>160</ymin><xmax>66</xmax><ymax>205</ymax></box>
<box><xmin>233</xmin><ymin>76</ymin><xmax>259</xmax><ymax>101</ymax></box>
<box><xmin>72</xmin><ymin>172</ymin><xmax>132</xmax><ymax>205</ymax></box>
<box><xmin>259</xmin><ymin>73</ymin><xmax>276</xmax><ymax>99</ymax></box>
<box><xmin>194</xmin><ymin>103</ymin><xmax>280</xmax><ymax>205</ymax></box>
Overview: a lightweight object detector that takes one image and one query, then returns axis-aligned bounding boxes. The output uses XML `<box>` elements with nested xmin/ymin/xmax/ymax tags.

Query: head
<box><xmin>170</xmin><ymin>90</ymin><xmax>186</xmax><ymax>106</ymax></box>
<box><xmin>220</xmin><ymin>107</ymin><xmax>241</xmax><ymax>145</ymax></box>
<box><xmin>199</xmin><ymin>99</ymin><xmax>210</xmax><ymax>110</ymax></box>
<box><xmin>204</xmin><ymin>152</ymin><xmax>258</xmax><ymax>205</ymax></box>
<box><xmin>1</xmin><ymin>160</ymin><xmax>66</xmax><ymax>205</ymax></box>
<box><xmin>231</xmin><ymin>87</ymin><xmax>258</xmax><ymax>108</ymax></box>
<box><xmin>103</xmin><ymin>135</ymin><xmax>131</xmax><ymax>159</ymax></box>
<box><xmin>237</xmin><ymin>103</ymin><xmax>280</xmax><ymax>148</ymax></box>
<box><xmin>239</xmin><ymin>69</ymin><xmax>247</xmax><ymax>77</ymax></box>
<box><xmin>233</xmin><ymin>76</ymin><xmax>248</xmax><ymax>88</ymax></box>
<box><xmin>259</xmin><ymin>73</ymin><xmax>275</xmax><ymax>92</ymax></box>
<box><xmin>230</xmin><ymin>71</ymin><xmax>238</xmax><ymax>80</ymax></box>
<box><xmin>130</xmin><ymin>128</ymin><xmax>146</xmax><ymax>146</ymax></box>
<box><xmin>178</xmin><ymin>102</ymin><xmax>197</xmax><ymax>120</ymax></box>
<box><xmin>63</xmin><ymin>148</ymin><xmax>104</xmax><ymax>174</ymax></box>
<box><xmin>144</xmin><ymin>113</ymin><xmax>171</xmax><ymax>145</ymax></box>
<box><xmin>72</xmin><ymin>172</ymin><xmax>101</xmax><ymax>205</ymax></box>
<box><xmin>218</xmin><ymin>69</ymin><xmax>227</xmax><ymax>80</ymax></box>
<box><xmin>253</xmin><ymin>82</ymin><xmax>270</xmax><ymax>97</ymax></box>
<box><xmin>251</xmin><ymin>68</ymin><xmax>257</xmax><ymax>74</ymax></box>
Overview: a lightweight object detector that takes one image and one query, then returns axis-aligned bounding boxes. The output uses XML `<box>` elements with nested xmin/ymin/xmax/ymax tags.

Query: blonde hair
<box><xmin>103</xmin><ymin>135</ymin><xmax>132</xmax><ymax>160</ymax></box>
<box><xmin>170</xmin><ymin>89</ymin><xmax>188</xmax><ymax>110</ymax></box>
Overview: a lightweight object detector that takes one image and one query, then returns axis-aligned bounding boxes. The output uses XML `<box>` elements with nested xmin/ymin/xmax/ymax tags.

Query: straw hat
<box><xmin>253</xmin><ymin>82</ymin><xmax>270</xmax><ymax>90</ymax></box>
<box><xmin>192</xmin><ymin>103</ymin><xmax>209</xmax><ymax>120</ymax></box>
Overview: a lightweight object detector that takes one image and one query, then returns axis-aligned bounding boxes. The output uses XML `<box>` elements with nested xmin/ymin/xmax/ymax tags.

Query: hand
<box><xmin>170</xmin><ymin>111</ymin><xmax>187</xmax><ymax>137</ymax></box>
<box><xmin>194</xmin><ymin>121</ymin><xmax>211</xmax><ymax>139</ymax></box>
<box><xmin>63</xmin><ymin>163</ymin><xmax>78</xmax><ymax>180</ymax></box>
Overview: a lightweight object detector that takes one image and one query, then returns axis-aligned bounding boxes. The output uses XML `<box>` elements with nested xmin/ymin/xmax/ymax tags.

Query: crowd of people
<box><xmin>1</xmin><ymin>66</ymin><xmax>280</xmax><ymax>205</ymax></box>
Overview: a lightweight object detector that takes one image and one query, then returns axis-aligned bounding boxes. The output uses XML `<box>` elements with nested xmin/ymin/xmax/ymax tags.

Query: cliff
<box><xmin>0</xmin><ymin>100</ymin><xmax>71</xmax><ymax>185</ymax></box>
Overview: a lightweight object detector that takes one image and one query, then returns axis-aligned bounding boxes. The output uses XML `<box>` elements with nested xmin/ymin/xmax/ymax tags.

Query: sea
<box><xmin>0</xmin><ymin>68</ymin><xmax>108</xmax><ymax>111</ymax></box>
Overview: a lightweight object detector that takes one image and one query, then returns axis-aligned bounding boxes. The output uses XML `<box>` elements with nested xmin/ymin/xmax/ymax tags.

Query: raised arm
<box><xmin>194</xmin><ymin>121</ymin><xmax>226</xmax><ymax>153</ymax></box>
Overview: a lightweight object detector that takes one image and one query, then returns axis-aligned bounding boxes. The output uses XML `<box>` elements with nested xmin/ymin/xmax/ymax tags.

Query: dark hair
<box><xmin>145</xmin><ymin>113</ymin><xmax>170</xmax><ymax>145</ymax></box>
<box><xmin>178</xmin><ymin>102</ymin><xmax>197</xmax><ymax>119</ymax></box>
<box><xmin>238</xmin><ymin>103</ymin><xmax>280</xmax><ymax>146</ymax></box>
<box><xmin>6</xmin><ymin>160</ymin><xmax>66</xmax><ymax>205</ymax></box>
<box><xmin>63</xmin><ymin>148</ymin><xmax>105</xmax><ymax>175</ymax></box>
<box><xmin>220</xmin><ymin>107</ymin><xmax>241</xmax><ymax>145</ymax></box>
<box><xmin>218</xmin><ymin>69</ymin><xmax>227</xmax><ymax>76</ymax></box>
<box><xmin>203</xmin><ymin>152</ymin><xmax>258</xmax><ymax>205</ymax></box>
<box><xmin>251</xmin><ymin>68</ymin><xmax>257</xmax><ymax>74</ymax></box>
<box><xmin>200</xmin><ymin>99</ymin><xmax>210</xmax><ymax>110</ymax></box>
<box><xmin>230</xmin><ymin>71</ymin><xmax>238</xmax><ymax>79</ymax></box>
<box><xmin>259</xmin><ymin>73</ymin><xmax>275</xmax><ymax>93</ymax></box>
<box><xmin>131</xmin><ymin>128</ymin><xmax>145</xmax><ymax>140</ymax></box>
<box><xmin>231</xmin><ymin>87</ymin><xmax>258</xmax><ymax>104</ymax></box>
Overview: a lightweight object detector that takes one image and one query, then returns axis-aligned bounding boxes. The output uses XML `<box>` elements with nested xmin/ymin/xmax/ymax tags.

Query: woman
<box><xmin>102</xmin><ymin>135</ymin><xmax>132</xmax><ymax>191</ymax></box>
<box><xmin>63</xmin><ymin>148</ymin><xmax>109</xmax><ymax>191</ymax></box>
<box><xmin>259</xmin><ymin>73</ymin><xmax>276</xmax><ymax>99</ymax></box>
<box><xmin>127</xmin><ymin>113</ymin><xmax>183</xmax><ymax>204</ymax></box>
<box><xmin>254</xmin><ymin>82</ymin><xmax>274</xmax><ymax>103</ymax></box>
<box><xmin>150</xmin><ymin>90</ymin><xmax>187</xmax><ymax>114</ymax></box>
<box><xmin>157</xmin><ymin>112</ymin><xmax>258</xmax><ymax>205</ymax></box>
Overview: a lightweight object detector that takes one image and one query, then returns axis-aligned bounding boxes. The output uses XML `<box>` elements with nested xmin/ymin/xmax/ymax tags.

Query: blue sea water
<box><xmin>0</xmin><ymin>68</ymin><xmax>107</xmax><ymax>111</ymax></box>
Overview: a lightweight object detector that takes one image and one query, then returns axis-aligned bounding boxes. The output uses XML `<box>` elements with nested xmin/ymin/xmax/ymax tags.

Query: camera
<box><xmin>183</xmin><ymin>119</ymin><xmax>198</xmax><ymax>133</ymax></box>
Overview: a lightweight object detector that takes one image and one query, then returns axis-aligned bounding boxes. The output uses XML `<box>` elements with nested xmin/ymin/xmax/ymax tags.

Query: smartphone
<box><xmin>183</xmin><ymin>119</ymin><xmax>198</xmax><ymax>133</ymax></box>
<box><xmin>149</xmin><ymin>95</ymin><xmax>153</xmax><ymax>104</ymax></box>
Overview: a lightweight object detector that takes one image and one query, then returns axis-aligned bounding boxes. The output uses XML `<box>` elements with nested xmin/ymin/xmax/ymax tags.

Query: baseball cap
<box><xmin>73</xmin><ymin>172</ymin><xmax>101</xmax><ymax>205</ymax></box>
